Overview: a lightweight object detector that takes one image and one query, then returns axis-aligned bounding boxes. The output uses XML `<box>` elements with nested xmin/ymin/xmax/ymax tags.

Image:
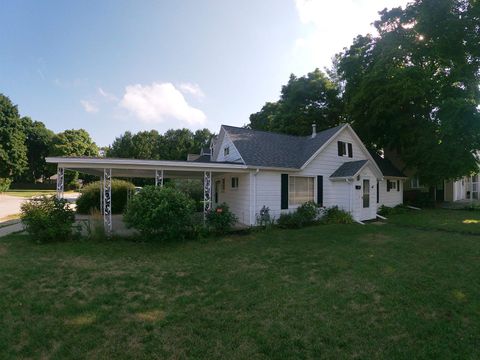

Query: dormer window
<box><xmin>337</xmin><ymin>141</ymin><xmax>353</xmax><ymax>158</ymax></box>
<box><xmin>224</xmin><ymin>146</ymin><xmax>230</xmax><ymax>156</ymax></box>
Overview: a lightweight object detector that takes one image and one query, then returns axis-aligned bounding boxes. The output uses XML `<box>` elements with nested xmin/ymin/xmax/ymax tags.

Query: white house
<box><xmin>47</xmin><ymin>123</ymin><xmax>406</xmax><ymax>231</ymax></box>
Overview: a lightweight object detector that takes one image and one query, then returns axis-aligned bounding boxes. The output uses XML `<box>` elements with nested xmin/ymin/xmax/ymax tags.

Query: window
<box><xmin>224</xmin><ymin>146</ymin><xmax>230</xmax><ymax>156</ymax></box>
<box><xmin>231</xmin><ymin>177</ymin><xmax>239</xmax><ymax>189</ymax></box>
<box><xmin>410</xmin><ymin>177</ymin><xmax>422</xmax><ymax>189</ymax></box>
<box><xmin>289</xmin><ymin>176</ymin><xmax>314</xmax><ymax>206</ymax></box>
<box><xmin>337</xmin><ymin>141</ymin><xmax>353</xmax><ymax>157</ymax></box>
<box><xmin>221</xmin><ymin>178</ymin><xmax>226</xmax><ymax>192</ymax></box>
<box><xmin>387</xmin><ymin>180</ymin><xmax>397</xmax><ymax>192</ymax></box>
<box><xmin>363</xmin><ymin>179</ymin><xmax>370</xmax><ymax>208</ymax></box>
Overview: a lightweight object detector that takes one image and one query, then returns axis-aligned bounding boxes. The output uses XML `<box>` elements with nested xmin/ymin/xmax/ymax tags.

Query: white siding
<box><xmin>252</xmin><ymin>127</ymin><xmax>382</xmax><ymax>222</ymax></box>
<box><xmin>213</xmin><ymin>128</ymin><xmax>243</xmax><ymax>163</ymax></box>
<box><xmin>213</xmin><ymin>173</ymin><xmax>251</xmax><ymax>225</ymax></box>
<box><xmin>378</xmin><ymin>179</ymin><xmax>403</xmax><ymax>208</ymax></box>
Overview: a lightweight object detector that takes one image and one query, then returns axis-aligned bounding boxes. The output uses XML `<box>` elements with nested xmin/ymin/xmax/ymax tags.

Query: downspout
<box><xmin>252</xmin><ymin>169</ymin><xmax>259</xmax><ymax>226</ymax></box>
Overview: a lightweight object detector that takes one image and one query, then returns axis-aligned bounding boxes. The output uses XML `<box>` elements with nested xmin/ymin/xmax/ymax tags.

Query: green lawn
<box><xmin>4</xmin><ymin>189</ymin><xmax>58</xmax><ymax>198</ymax></box>
<box><xmin>1</xmin><ymin>210</ymin><xmax>479</xmax><ymax>359</ymax></box>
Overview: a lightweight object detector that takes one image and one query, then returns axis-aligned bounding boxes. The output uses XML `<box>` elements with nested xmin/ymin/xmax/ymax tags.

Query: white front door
<box><xmin>360</xmin><ymin>178</ymin><xmax>372</xmax><ymax>221</ymax></box>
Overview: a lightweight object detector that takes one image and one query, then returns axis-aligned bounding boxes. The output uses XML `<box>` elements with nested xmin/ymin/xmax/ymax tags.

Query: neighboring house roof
<box><xmin>330</xmin><ymin>160</ymin><xmax>368</xmax><ymax>178</ymax></box>
<box><xmin>222</xmin><ymin>124</ymin><xmax>344</xmax><ymax>169</ymax></box>
<box><xmin>368</xmin><ymin>150</ymin><xmax>406</xmax><ymax>178</ymax></box>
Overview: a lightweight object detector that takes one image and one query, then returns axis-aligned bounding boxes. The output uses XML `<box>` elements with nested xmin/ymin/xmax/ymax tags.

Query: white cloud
<box><xmin>119</xmin><ymin>82</ymin><xmax>207</xmax><ymax>125</ymax></box>
<box><xmin>178</xmin><ymin>82</ymin><xmax>205</xmax><ymax>99</ymax></box>
<box><xmin>293</xmin><ymin>0</ymin><xmax>411</xmax><ymax>72</ymax></box>
<box><xmin>98</xmin><ymin>87</ymin><xmax>118</xmax><ymax>101</ymax></box>
<box><xmin>80</xmin><ymin>100</ymin><xmax>99</xmax><ymax>113</ymax></box>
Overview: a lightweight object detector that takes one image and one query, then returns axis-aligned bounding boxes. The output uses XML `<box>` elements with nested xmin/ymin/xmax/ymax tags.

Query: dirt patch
<box><xmin>0</xmin><ymin>243</ymin><xmax>8</xmax><ymax>255</ymax></box>
<box><xmin>134</xmin><ymin>309</ymin><xmax>165</xmax><ymax>322</ymax></box>
<box><xmin>65</xmin><ymin>313</ymin><xmax>96</xmax><ymax>326</ymax></box>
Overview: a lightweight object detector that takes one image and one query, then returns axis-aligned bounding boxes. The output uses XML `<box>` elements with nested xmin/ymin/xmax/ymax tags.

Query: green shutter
<box><xmin>281</xmin><ymin>174</ymin><xmax>289</xmax><ymax>210</ymax></box>
<box><xmin>317</xmin><ymin>176</ymin><xmax>323</xmax><ymax>207</ymax></box>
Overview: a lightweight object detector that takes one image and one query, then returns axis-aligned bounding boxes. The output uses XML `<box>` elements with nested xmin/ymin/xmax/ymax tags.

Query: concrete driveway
<box><xmin>0</xmin><ymin>195</ymin><xmax>25</xmax><ymax>220</ymax></box>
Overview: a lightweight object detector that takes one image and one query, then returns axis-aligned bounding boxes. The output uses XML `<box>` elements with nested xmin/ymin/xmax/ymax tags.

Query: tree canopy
<box><xmin>51</xmin><ymin>129</ymin><xmax>99</xmax><ymax>158</ymax></box>
<box><xmin>0</xmin><ymin>94</ymin><xmax>28</xmax><ymax>179</ymax></box>
<box><xmin>335</xmin><ymin>0</ymin><xmax>480</xmax><ymax>184</ymax></box>
<box><xmin>249</xmin><ymin>69</ymin><xmax>343</xmax><ymax>136</ymax></box>
<box><xmin>107</xmin><ymin>128</ymin><xmax>213</xmax><ymax>160</ymax></box>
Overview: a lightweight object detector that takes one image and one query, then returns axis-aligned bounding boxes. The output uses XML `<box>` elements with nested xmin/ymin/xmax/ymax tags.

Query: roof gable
<box><xmin>222</xmin><ymin>124</ymin><xmax>344</xmax><ymax>169</ymax></box>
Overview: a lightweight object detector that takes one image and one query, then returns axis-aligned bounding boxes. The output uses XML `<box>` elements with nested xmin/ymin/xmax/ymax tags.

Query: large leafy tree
<box><xmin>0</xmin><ymin>94</ymin><xmax>28</xmax><ymax>179</ymax></box>
<box><xmin>336</xmin><ymin>0</ymin><xmax>480</xmax><ymax>184</ymax></box>
<box><xmin>249</xmin><ymin>69</ymin><xmax>343</xmax><ymax>135</ymax></box>
<box><xmin>107</xmin><ymin>128</ymin><xmax>214</xmax><ymax>160</ymax></box>
<box><xmin>51</xmin><ymin>129</ymin><xmax>98</xmax><ymax>157</ymax></box>
<box><xmin>17</xmin><ymin>117</ymin><xmax>55</xmax><ymax>182</ymax></box>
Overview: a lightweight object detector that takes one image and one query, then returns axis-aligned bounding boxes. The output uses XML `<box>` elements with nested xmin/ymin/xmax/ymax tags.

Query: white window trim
<box><xmin>410</xmin><ymin>177</ymin><xmax>423</xmax><ymax>189</ymax></box>
<box><xmin>231</xmin><ymin>177</ymin><xmax>239</xmax><ymax>190</ymax></box>
<box><xmin>288</xmin><ymin>176</ymin><xmax>315</xmax><ymax>207</ymax></box>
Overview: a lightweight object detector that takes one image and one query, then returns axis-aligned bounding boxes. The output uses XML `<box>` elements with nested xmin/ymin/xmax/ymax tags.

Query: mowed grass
<box><xmin>388</xmin><ymin>208</ymin><xmax>480</xmax><ymax>234</ymax></box>
<box><xmin>4</xmin><ymin>189</ymin><xmax>58</xmax><ymax>198</ymax></box>
<box><xmin>1</xmin><ymin>210</ymin><xmax>480</xmax><ymax>359</ymax></box>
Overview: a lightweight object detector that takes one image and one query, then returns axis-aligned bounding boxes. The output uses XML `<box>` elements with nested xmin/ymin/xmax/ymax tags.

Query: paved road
<box><xmin>0</xmin><ymin>195</ymin><xmax>25</xmax><ymax>219</ymax></box>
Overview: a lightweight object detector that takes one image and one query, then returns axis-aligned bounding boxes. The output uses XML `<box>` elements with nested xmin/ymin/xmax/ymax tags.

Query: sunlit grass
<box><xmin>462</xmin><ymin>219</ymin><xmax>480</xmax><ymax>224</ymax></box>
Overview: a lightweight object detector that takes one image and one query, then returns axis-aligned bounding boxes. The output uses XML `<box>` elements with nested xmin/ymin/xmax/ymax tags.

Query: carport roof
<box><xmin>45</xmin><ymin>157</ymin><xmax>250</xmax><ymax>179</ymax></box>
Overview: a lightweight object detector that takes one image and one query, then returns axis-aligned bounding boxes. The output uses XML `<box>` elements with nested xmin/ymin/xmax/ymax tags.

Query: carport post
<box><xmin>103</xmin><ymin>168</ymin><xmax>112</xmax><ymax>235</ymax></box>
<box><xmin>203</xmin><ymin>171</ymin><xmax>212</xmax><ymax>221</ymax></box>
<box><xmin>56</xmin><ymin>166</ymin><xmax>64</xmax><ymax>199</ymax></box>
<box><xmin>155</xmin><ymin>169</ymin><xmax>164</xmax><ymax>187</ymax></box>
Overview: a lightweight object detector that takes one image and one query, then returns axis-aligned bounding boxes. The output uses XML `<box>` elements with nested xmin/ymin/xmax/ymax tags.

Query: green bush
<box><xmin>378</xmin><ymin>204</ymin><xmax>409</xmax><ymax>216</ymax></box>
<box><xmin>321</xmin><ymin>206</ymin><xmax>354</xmax><ymax>224</ymax></box>
<box><xmin>297</xmin><ymin>201</ymin><xmax>320</xmax><ymax>224</ymax></box>
<box><xmin>277</xmin><ymin>211</ymin><xmax>305</xmax><ymax>229</ymax></box>
<box><xmin>21</xmin><ymin>196</ymin><xmax>75</xmax><ymax>243</ymax></box>
<box><xmin>0</xmin><ymin>178</ymin><xmax>12</xmax><ymax>192</ymax></box>
<box><xmin>76</xmin><ymin>180</ymin><xmax>135</xmax><ymax>214</ymax></box>
<box><xmin>123</xmin><ymin>186</ymin><xmax>196</xmax><ymax>240</ymax></box>
<box><xmin>277</xmin><ymin>202</ymin><xmax>320</xmax><ymax>229</ymax></box>
<box><xmin>206</xmin><ymin>203</ymin><xmax>238</xmax><ymax>235</ymax></box>
<box><xmin>167</xmin><ymin>179</ymin><xmax>204</xmax><ymax>212</ymax></box>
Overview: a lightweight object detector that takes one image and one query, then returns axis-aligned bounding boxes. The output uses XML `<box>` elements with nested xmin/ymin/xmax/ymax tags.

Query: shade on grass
<box><xmin>0</xmin><ymin>209</ymin><xmax>479</xmax><ymax>359</ymax></box>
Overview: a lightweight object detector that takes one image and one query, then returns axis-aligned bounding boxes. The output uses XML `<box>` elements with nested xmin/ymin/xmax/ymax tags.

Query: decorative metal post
<box><xmin>155</xmin><ymin>169</ymin><xmax>164</xmax><ymax>187</ymax></box>
<box><xmin>203</xmin><ymin>171</ymin><xmax>212</xmax><ymax>221</ymax></box>
<box><xmin>103</xmin><ymin>168</ymin><xmax>112</xmax><ymax>235</ymax></box>
<box><xmin>56</xmin><ymin>166</ymin><xmax>64</xmax><ymax>199</ymax></box>
<box><xmin>99</xmin><ymin>174</ymin><xmax>104</xmax><ymax>213</ymax></box>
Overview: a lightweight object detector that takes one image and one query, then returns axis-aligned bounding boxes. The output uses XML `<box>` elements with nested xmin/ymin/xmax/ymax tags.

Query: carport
<box><xmin>45</xmin><ymin>157</ymin><xmax>249</xmax><ymax>234</ymax></box>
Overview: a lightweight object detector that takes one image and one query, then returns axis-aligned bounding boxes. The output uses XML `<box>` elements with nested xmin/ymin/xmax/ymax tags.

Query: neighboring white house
<box><xmin>47</xmin><ymin>123</ymin><xmax>407</xmax><ymax>230</ymax></box>
<box><xmin>445</xmin><ymin>175</ymin><xmax>480</xmax><ymax>202</ymax></box>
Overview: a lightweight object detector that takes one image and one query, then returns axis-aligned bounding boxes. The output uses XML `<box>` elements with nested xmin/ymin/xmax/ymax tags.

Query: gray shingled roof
<box><xmin>368</xmin><ymin>150</ymin><xmax>406</xmax><ymax>178</ymax></box>
<box><xmin>330</xmin><ymin>160</ymin><xmax>368</xmax><ymax>178</ymax></box>
<box><xmin>222</xmin><ymin>125</ymin><xmax>344</xmax><ymax>169</ymax></box>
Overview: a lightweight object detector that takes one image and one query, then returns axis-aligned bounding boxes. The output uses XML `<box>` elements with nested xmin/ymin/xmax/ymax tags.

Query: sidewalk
<box><xmin>0</xmin><ymin>219</ymin><xmax>24</xmax><ymax>237</ymax></box>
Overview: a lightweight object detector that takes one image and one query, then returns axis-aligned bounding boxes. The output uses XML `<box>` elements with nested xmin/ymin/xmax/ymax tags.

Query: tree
<box><xmin>0</xmin><ymin>94</ymin><xmax>28</xmax><ymax>179</ymax></box>
<box><xmin>108</xmin><ymin>131</ymin><xmax>134</xmax><ymax>158</ymax></box>
<box><xmin>51</xmin><ymin>129</ymin><xmax>99</xmax><ymax>186</ymax></box>
<box><xmin>107</xmin><ymin>128</ymin><xmax>214</xmax><ymax>161</ymax></box>
<box><xmin>17</xmin><ymin>117</ymin><xmax>55</xmax><ymax>182</ymax></box>
<box><xmin>51</xmin><ymin>129</ymin><xmax>98</xmax><ymax>157</ymax></box>
<box><xmin>335</xmin><ymin>0</ymin><xmax>480</xmax><ymax>184</ymax></box>
<box><xmin>248</xmin><ymin>69</ymin><xmax>343</xmax><ymax>136</ymax></box>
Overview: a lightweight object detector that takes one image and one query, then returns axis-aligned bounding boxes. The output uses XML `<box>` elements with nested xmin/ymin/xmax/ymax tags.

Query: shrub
<box><xmin>378</xmin><ymin>204</ymin><xmax>409</xmax><ymax>216</ymax></box>
<box><xmin>0</xmin><ymin>178</ymin><xmax>12</xmax><ymax>192</ymax></box>
<box><xmin>277</xmin><ymin>211</ymin><xmax>305</xmax><ymax>229</ymax></box>
<box><xmin>206</xmin><ymin>203</ymin><xmax>238</xmax><ymax>235</ymax></box>
<box><xmin>76</xmin><ymin>180</ymin><xmax>135</xmax><ymax>214</ymax></box>
<box><xmin>297</xmin><ymin>201</ymin><xmax>320</xmax><ymax>224</ymax></box>
<box><xmin>321</xmin><ymin>206</ymin><xmax>354</xmax><ymax>224</ymax></box>
<box><xmin>123</xmin><ymin>186</ymin><xmax>196</xmax><ymax>240</ymax></box>
<box><xmin>21</xmin><ymin>196</ymin><xmax>75</xmax><ymax>243</ymax></box>
<box><xmin>167</xmin><ymin>179</ymin><xmax>204</xmax><ymax>212</ymax></box>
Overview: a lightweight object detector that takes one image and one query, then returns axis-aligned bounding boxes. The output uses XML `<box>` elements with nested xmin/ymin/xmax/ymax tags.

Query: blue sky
<box><xmin>0</xmin><ymin>0</ymin><xmax>408</xmax><ymax>146</ymax></box>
